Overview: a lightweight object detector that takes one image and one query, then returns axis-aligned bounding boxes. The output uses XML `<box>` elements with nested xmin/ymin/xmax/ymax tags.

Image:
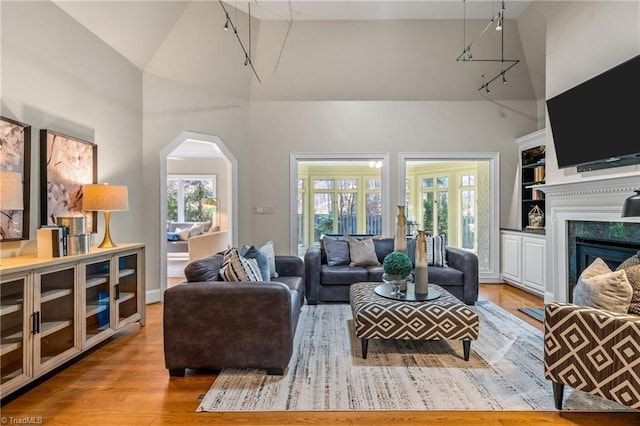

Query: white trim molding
<box><xmin>538</xmin><ymin>172</ymin><xmax>640</xmax><ymax>303</ymax></box>
<box><xmin>399</xmin><ymin>152</ymin><xmax>501</xmax><ymax>282</ymax></box>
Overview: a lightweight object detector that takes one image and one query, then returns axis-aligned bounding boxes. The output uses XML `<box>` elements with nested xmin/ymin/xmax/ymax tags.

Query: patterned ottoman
<box><xmin>349</xmin><ymin>282</ymin><xmax>479</xmax><ymax>360</ymax></box>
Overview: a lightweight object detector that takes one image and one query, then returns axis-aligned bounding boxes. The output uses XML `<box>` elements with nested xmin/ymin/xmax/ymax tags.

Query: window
<box><xmin>167</xmin><ymin>175</ymin><xmax>216</xmax><ymax>222</ymax></box>
<box><xmin>459</xmin><ymin>173</ymin><xmax>476</xmax><ymax>251</ymax></box>
<box><xmin>296</xmin><ymin>160</ymin><xmax>384</xmax><ymax>254</ymax></box>
<box><xmin>419</xmin><ymin>175</ymin><xmax>449</xmax><ymax>236</ymax></box>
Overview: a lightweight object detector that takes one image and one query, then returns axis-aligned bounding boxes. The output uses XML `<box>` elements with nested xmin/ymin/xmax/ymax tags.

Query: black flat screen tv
<box><xmin>546</xmin><ymin>54</ymin><xmax>640</xmax><ymax>172</ymax></box>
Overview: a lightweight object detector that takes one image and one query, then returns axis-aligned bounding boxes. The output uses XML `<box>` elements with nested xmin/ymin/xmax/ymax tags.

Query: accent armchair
<box><xmin>544</xmin><ymin>302</ymin><xmax>640</xmax><ymax>410</ymax></box>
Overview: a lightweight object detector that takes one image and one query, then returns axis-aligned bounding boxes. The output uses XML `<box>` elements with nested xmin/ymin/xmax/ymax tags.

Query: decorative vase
<box><xmin>395</xmin><ymin>205</ymin><xmax>407</xmax><ymax>253</ymax></box>
<box><xmin>414</xmin><ymin>230</ymin><xmax>429</xmax><ymax>295</ymax></box>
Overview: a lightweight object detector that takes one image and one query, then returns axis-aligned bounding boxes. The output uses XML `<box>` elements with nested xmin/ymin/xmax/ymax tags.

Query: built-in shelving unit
<box><xmin>518</xmin><ymin>129</ymin><xmax>546</xmax><ymax>230</ymax></box>
<box><xmin>0</xmin><ymin>243</ymin><xmax>145</xmax><ymax>399</ymax></box>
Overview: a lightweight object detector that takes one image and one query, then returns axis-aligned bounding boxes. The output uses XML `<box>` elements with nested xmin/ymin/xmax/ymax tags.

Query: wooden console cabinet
<box><xmin>0</xmin><ymin>243</ymin><xmax>145</xmax><ymax>399</ymax></box>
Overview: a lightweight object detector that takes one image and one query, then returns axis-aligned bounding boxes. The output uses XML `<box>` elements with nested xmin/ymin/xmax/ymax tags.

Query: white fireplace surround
<box><xmin>539</xmin><ymin>172</ymin><xmax>640</xmax><ymax>304</ymax></box>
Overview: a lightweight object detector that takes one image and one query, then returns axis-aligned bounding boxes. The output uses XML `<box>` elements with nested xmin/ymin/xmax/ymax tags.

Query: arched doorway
<box><xmin>159</xmin><ymin>132</ymin><xmax>238</xmax><ymax>299</ymax></box>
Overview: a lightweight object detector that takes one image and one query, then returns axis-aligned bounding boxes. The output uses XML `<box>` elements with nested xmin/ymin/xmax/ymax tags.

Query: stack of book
<box><xmin>37</xmin><ymin>226</ymin><xmax>67</xmax><ymax>257</ymax></box>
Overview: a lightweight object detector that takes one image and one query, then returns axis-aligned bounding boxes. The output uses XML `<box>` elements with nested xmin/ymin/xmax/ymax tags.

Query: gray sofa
<box><xmin>163</xmin><ymin>253</ymin><xmax>305</xmax><ymax>376</ymax></box>
<box><xmin>304</xmin><ymin>237</ymin><xmax>478</xmax><ymax>305</ymax></box>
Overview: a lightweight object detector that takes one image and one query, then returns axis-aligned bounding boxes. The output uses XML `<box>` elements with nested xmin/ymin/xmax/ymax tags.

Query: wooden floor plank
<box><xmin>2</xmin><ymin>283</ymin><xmax>638</xmax><ymax>425</ymax></box>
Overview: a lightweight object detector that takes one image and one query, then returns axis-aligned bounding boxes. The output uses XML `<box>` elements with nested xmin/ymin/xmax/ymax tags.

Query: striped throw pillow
<box><xmin>220</xmin><ymin>248</ymin><xmax>262</xmax><ymax>282</ymax></box>
<box><xmin>426</xmin><ymin>234</ymin><xmax>447</xmax><ymax>267</ymax></box>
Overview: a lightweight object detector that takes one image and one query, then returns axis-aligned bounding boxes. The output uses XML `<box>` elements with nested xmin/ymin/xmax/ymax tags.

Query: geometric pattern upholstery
<box><xmin>544</xmin><ymin>302</ymin><xmax>640</xmax><ymax>409</ymax></box>
<box><xmin>349</xmin><ymin>282</ymin><xmax>479</xmax><ymax>342</ymax></box>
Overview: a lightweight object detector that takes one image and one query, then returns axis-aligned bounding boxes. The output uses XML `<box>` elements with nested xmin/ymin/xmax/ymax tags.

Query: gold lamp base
<box><xmin>97</xmin><ymin>211</ymin><xmax>117</xmax><ymax>248</ymax></box>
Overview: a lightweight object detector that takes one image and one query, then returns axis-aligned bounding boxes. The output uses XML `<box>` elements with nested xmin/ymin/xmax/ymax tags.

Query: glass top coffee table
<box><xmin>374</xmin><ymin>283</ymin><xmax>440</xmax><ymax>301</ymax></box>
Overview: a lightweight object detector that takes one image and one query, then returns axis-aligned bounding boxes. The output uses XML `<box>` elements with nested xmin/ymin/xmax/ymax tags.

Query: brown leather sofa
<box><xmin>163</xmin><ymin>253</ymin><xmax>305</xmax><ymax>376</ymax></box>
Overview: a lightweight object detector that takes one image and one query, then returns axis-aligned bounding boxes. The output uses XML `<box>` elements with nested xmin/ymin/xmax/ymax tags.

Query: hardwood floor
<box><xmin>2</xmin><ymin>284</ymin><xmax>638</xmax><ymax>425</ymax></box>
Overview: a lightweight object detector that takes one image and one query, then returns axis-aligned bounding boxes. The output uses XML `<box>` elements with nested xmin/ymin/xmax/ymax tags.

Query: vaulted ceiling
<box><xmin>53</xmin><ymin>0</ymin><xmax>546</xmax><ymax>101</ymax></box>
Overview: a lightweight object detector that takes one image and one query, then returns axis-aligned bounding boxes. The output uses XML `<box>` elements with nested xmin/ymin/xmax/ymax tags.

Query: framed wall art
<box><xmin>0</xmin><ymin>116</ymin><xmax>31</xmax><ymax>241</ymax></box>
<box><xmin>40</xmin><ymin>129</ymin><xmax>97</xmax><ymax>232</ymax></box>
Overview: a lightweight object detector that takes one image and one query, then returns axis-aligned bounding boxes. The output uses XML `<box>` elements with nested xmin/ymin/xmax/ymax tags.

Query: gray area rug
<box><xmin>197</xmin><ymin>301</ymin><xmax>632</xmax><ymax>412</ymax></box>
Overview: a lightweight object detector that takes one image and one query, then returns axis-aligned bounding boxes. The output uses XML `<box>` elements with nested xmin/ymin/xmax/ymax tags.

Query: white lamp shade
<box><xmin>0</xmin><ymin>171</ymin><xmax>24</xmax><ymax>210</ymax></box>
<box><xmin>82</xmin><ymin>184</ymin><xmax>129</xmax><ymax>211</ymax></box>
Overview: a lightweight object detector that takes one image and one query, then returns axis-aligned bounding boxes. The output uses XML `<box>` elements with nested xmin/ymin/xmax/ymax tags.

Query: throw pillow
<box><xmin>407</xmin><ymin>235</ymin><xmax>417</xmax><ymax>266</ymax></box>
<box><xmin>176</xmin><ymin>227</ymin><xmax>190</xmax><ymax>241</ymax></box>
<box><xmin>220</xmin><ymin>248</ymin><xmax>262</xmax><ymax>282</ymax></box>
<box><xmin>167</xmin><ymin>232</ymin><xmax>180</xmax><ymax>242</ymax></box>
<box><xmin>322</xmin><ymin>236</ymin><xmax>350</xmax><ymax>266</ymax></box>
<box><xmin>240</xmin><ymin>245</ymin><xmax>271</xmax><ymax>281</ymax></box>
<box><xmin>347</xmin><ymin>236</ymin><xmax>380</xmax><ymax>267</ymax></box>
<box><xmin>260</xmin><ymin>240</ymin><xmax>278</xmax><ymax>278</ymax></box>
<box><xmin>426</xmin><ymin>233</ymin><xmax>447</xmax><ymax>267</ymax></box>
<box><xmin>208</xmin><ymin>225</ymin><xmax>221</xmax><ymax>233</ymax></box>
<box><xmin>616</xmin><ymin>253</ymin><xmax>640</xmax><ymax>315</ymax></box>
<box><xmin>189</xmin><ymin>223</ymin><xmax>205</xmax><ymax>238</ymax></box>
<box><xmin>573</xmin><ymin>257</ymin><xmax>633</xmax><ymax>314</ymax></box>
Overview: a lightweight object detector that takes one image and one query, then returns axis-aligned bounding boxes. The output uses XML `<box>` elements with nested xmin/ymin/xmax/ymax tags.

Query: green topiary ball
<box><xmin>383</xmin><ymin>251</ymin><xmax>412</xmax><ymax>280</ymax></box>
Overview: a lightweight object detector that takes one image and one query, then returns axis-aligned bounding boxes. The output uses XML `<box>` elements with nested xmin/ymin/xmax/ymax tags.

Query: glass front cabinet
<box><xmin>33</xmin><ymin>264</ymin><xmax>80</xmax><ymax>375</ymax></box>
<box><xmin>0</xmin><ymin>243</ymin><xmax>145</xmax><ymax>399</ymax></box>
<box><xmin>0</xmin><ymin>272</ymin><xmax>31</xmax><ymax>394</ymax></box>
<box><xmin>81</xmin><ymin>258</ymin><xmax>114</xmax><ymax>347</ymax></box>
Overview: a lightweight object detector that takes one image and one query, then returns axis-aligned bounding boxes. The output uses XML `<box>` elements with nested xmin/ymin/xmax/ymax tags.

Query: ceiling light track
<box><xmin>218</xmin><ymin>0</ymin><xmax>261</xmax><ymax>83</ymax></box>
<box><xmin>456</xmin><ymin>0</ymin><xmax>519</xmax><ymax>93</ymax></box>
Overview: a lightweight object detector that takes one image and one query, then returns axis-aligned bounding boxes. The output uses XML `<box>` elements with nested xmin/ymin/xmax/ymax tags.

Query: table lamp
<box><xmin>82</xmin><ymin>183</ymin><xmax>129</xmax><ymax>248</ymax></box>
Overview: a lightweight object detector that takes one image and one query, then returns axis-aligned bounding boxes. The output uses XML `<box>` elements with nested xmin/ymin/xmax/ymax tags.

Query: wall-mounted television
<box><xmin>546</xmin><ymin>54</ymin><xmax>640</xmax><ymax>172</ymax></box>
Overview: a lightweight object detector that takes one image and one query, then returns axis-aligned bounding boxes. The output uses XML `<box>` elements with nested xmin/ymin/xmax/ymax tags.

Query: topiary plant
<box><xmin>382</xmin><ymin>251</ymin><xmax>412</xmax><ymax>280</ymax></box>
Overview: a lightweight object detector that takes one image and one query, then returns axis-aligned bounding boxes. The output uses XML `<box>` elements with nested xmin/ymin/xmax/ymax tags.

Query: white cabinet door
<box><xmin>501</xmin><ymin>233</ymin><xmax>522</xmax><ymax>284</ymax></box>
<box><xmin>522</xmin><ymin>236</ymin><xmax>545</xmax><ymax>294</ymax></box>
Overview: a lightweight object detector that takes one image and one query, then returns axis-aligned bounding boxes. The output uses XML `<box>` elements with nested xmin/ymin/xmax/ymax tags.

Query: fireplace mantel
<box><xmin>538</xmin><ymin>172</ymin><xmax>639</xmax><ymax>198</ymax></box>
<box><xmin>535</xmin><ymin>172</ymin><xmax>640</xmax><ymax>303</ymax></box>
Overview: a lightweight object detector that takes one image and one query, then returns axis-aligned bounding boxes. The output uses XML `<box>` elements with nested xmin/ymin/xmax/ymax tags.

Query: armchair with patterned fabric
<box><xmin>543</xmin><ymin>302</ymin><xmax>640</xmax><ymax>410</ymax></box>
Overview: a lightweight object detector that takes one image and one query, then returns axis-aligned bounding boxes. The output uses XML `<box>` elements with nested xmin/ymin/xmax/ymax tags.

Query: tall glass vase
<box><xmin>415</xmin><ymin>230</ymin><xmax>429</xmax><ymax>294</ymax></box>
<box><xmin>394</xmin><ymin>205</ymin><xmax>407</xmax><ymax>253</ymax></box>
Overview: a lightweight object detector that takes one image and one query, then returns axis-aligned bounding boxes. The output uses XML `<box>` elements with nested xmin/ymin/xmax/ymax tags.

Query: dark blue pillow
<box><xmin>240</xmin><ymin>245</ymin><xmax>270</xmax><ymax>281</ymax></box>
<box><xmin>167</xmin><ymin>232</ymin><xmax>180</xmax><ymax>241</ymax></box>
<box><xmin>322</xmin><ymin>236</ymin><xmax>350</xmax><ymax>266</ymax></box>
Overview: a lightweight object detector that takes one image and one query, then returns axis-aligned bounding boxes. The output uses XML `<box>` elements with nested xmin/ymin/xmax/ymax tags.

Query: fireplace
<box><xmin>567</xmin><ymin>220</ymin><xmax>640</xmax><ymax>301</ymax></box>
<box><xmin>539</xmin><ymin>173</ymin><xmax>640</xmax><ymax>303</ymax></box>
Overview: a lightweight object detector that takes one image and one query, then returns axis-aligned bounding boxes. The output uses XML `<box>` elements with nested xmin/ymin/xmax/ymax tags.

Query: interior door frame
<box><xmin>399</xmin><ymin>152</ymin><xmax>501</xmax><ymax>282</ymax></box>
<box><xmin>289</xmin><ymin>153</ymin><xmax>391</xmax><ymax>255</ymax></box>
<box><xmin>159</xmin><ymin>132</ymin><xmax>238</xmax><ymax>300</ymax></box>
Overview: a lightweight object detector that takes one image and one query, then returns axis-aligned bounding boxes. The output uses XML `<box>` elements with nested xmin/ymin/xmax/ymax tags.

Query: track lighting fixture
<box><xmin>218</xmin><ymin>0</ymin><xmax>261</xmax><ymax>82</ymax></box>
<box><xmin>456</xmin><ymin>0</ymin><xmax>519</xmax><ymax>94</ymax></box>
<box><xmin>495</xmin><ymin>10</ymin><xmax>503</xmax><ymax>31</ymax></box>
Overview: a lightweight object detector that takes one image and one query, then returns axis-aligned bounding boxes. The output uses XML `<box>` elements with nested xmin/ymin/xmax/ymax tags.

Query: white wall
<box><xmin>249</xmin><ymin>100</ymin><xmax>538</xmax><ymax>250</ymax></box>
<box><xmin>1</xmin><ymin>1</ymin><xmax>143</xmax><ymax>257</ymax></box>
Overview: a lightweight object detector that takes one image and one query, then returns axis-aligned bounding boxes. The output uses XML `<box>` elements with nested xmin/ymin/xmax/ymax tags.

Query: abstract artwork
<box><xmin>0</xmin><ymin>116</ymin><xmax>31</xmax><ymax>241</ymax></box>
<box><xmin>40</xmin><ymin>130</ymin><xmax>97</xmax><ymax>232</ymax></box>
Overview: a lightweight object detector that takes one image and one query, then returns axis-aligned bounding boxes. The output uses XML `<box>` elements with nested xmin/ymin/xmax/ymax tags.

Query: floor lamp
<box><xmin>82</xmin><ymin>183</ymin><xmax>129</xmax><ymax>248</ymax></box>
<box><xmin>203</xmin><ymin>197</ymin><xmax>220</xmax><ymax>229</ymax></box>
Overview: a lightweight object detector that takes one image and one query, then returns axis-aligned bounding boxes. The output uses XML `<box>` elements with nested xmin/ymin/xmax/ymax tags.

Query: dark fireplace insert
<box><xmin>567</xmin><ymin>220</ymin><xmax>640</xmax><ymax>302</ymax></box>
